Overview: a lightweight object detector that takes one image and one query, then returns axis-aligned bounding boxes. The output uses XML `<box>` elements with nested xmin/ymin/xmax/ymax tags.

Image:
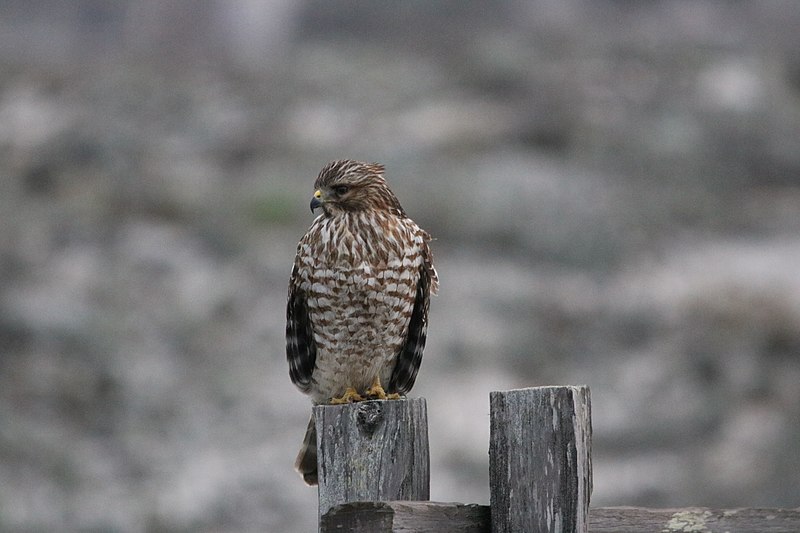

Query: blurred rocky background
<box><xmin>2</xmin><ymin>1</ymin><xmax>800</xmax><ymax>531</ymax></box>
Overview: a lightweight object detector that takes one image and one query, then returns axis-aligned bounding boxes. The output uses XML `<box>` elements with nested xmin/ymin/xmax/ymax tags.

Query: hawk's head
<box><xmin>310</xmin><ymin>160</ymin><xmax>405</xmax><ymax>216</ymax></box>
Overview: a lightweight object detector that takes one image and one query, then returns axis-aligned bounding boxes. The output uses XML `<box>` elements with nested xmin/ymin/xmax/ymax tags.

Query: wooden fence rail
<box><xmin>322</xmin><ymin>502</ymin><xmax>800</xmax><ymax>532</ymax></box>
<box><xmin>315</xmin><ymin>386</ymin><xmax>800</xmax><ymax>532</ymax></box>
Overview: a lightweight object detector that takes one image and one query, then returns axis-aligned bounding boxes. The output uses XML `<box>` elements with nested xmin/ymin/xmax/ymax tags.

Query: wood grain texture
<box><xmin>322</xmin><ymin>504</ymin><xmax>800</xmax><ymax>533</ymax></box>
<box><xmin>589</xmin><ymin>506</ymin><xmax>800</xmax><ymax>533</ymax></box>
<box><xmin>489</xmin><ymin>386</ymin><xmax>592</xmax><ymax>533</ymax></box>
<box><xmin>321</xmin><ymin>501</ymin><xmax>490</xmax><ymax>533</ymax></box>
<box><xmin>315</xmin><ymin>398</ymin><xmax>429</xmax><ymax>522</ymax></box>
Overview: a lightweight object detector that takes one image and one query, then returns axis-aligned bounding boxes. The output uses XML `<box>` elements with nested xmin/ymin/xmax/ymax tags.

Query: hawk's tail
<box><xmin>294</xmin><ymin>414</ymin><xmax>318</xmax><ymax>485</ymax></box>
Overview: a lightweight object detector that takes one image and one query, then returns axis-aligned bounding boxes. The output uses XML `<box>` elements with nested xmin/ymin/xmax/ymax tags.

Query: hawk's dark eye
<box><xmin>333</xmin><ymin>185</ymin><xmax>349</xmax><ymax>196</ymax></box>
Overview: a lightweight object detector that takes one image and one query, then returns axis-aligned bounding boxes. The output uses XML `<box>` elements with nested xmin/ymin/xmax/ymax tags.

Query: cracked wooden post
<box><xmin>315</xmin><ymin>398</ymin><xmax>429</xmax><ymax>527</ymax></box>
<box><xmin>489</xmin><ymin>386</ymin><xmax>592</xmax><ymax>533</ymax></box>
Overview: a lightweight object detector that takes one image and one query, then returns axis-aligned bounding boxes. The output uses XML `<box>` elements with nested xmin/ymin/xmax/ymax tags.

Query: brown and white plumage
<box><xmin>286</xmin><ymin>160</ymin><xmax>438</xmax><ymax>485</ymax></box>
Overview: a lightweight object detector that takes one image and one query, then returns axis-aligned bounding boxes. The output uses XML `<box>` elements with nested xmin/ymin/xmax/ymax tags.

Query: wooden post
<box><xmin>315</xmin><ymin>398</ymin><xmax>429</xmax><ymax>524</ymax></box>
<box><xmin>489</xmin><ymin>386</ymin><xmax>592</xmax><ymax>533</ymax></box>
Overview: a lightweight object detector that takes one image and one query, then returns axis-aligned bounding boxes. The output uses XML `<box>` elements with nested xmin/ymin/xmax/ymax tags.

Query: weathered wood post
<box><xmin>315</xmin><ymin>398</ymin><xmax>429</xmax><ymax>525</ymax></box>
<box><xmin>489</xmin><ymin>386</ymin><xmax>592</xmax><ymax>533</ymax></box>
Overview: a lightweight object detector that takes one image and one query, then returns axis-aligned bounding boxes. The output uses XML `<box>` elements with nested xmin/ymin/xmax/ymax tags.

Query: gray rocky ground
<box><xmin>1</xmin><ymin>2</ymin><xmax>800</xmax><ymax>531</ymax></box>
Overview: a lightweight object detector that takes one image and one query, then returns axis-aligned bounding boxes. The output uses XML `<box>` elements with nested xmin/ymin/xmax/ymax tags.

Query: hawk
<box><xmin>286</xmin><ymin>159</ymin><xmax>438</xmax><ymax>485</ymax></box>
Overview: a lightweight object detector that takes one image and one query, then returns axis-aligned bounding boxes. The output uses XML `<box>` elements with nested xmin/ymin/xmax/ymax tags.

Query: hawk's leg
<box><xmin>330</xmin><ymin>387</ymin><xmax>364</xmax><ymax>404</ymax></box>
<box><xmin>365</xmin><ymin>376</ymin><xmax>401</xmax><ymax>400</ymax></box>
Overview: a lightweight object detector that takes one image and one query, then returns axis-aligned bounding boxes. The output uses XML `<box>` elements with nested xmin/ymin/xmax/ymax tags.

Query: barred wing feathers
<box><xmin>389</xmin><ymin>232</ymin><xmax>438</xmax><ymax>395</ymax></box>
<box><xmin>286</xmin><ymin>261</ymin><xmax>316</xmax><ymax>392</ymax></box>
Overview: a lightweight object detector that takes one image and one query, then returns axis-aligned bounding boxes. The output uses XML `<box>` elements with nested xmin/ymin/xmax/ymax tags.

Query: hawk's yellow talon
<box><xmin>330</xmin><ymin>387</ymin><xmax>364</xmax><ymax>404</ymax></box>
<box><xmin>364</xmin><ymin>376</ymin><xmax>387</xmax><ymax>399</ymax></box>
<box><xmin>365</xmin><ymin>376</ymin><xmax>402</xmax><ymax>400</ymax></box>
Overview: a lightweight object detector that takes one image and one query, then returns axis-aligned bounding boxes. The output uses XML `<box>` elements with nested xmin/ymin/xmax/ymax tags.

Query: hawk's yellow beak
<box><xmin>310</xmin><ymin>189</ymin><xmax>324</xmax><ymax>212</ymax></box>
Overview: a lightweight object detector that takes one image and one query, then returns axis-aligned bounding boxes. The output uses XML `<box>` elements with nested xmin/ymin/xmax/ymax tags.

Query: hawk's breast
<box><xmin>298</xmin><ymin>213</ymin><xmax>423</xmax><ymax>403</ymax></box>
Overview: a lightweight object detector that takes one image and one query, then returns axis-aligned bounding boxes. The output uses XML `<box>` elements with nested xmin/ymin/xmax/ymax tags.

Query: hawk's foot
<box><xmin>364</xmin><ymin>376</ymin><xmax>388</xmax><ymax>400</ymax></box>
<box><xmin>330</xmin><ymin>387</ymin><xmax>364</xmax><ymax>404</ymax></box>
<box><xmin>364</xmin><ymin>376</ymin><xmax>402</xmax><ymax>400</ymax></box>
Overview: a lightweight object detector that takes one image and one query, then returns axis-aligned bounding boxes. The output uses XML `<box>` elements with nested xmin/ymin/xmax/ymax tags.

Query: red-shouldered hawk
<box><xmin>286</xmin><ymin>160</ymin><xmax>438</xmax><ymax>485</ymax></box>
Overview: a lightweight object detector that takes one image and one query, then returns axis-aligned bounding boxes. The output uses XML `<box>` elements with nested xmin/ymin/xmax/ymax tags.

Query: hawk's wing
<box><xmin>389</xmin><ymin>241</ymin><xmax>437</xmax><ymax>395</ymax></box>
<box><xmin>286</xmin><ymin>262</ymin><xmax>316</xmax><ymax>392</ymax></box>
